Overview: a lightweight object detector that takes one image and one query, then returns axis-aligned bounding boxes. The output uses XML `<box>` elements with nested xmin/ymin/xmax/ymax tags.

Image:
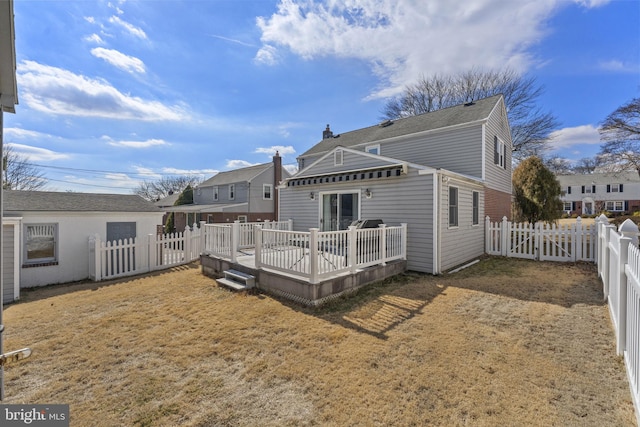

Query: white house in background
<box><xmin>556</xmin><ymin>172</ymin><xmax>640</xmax><ymax>216</ymax></box>
<box><xmin>3</xmin><ymin>191</ymin><xmax>163</xmax><ymax>300</ymax></box>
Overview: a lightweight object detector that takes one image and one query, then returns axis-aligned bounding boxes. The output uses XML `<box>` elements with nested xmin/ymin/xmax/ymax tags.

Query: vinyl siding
<box><xmin>279</xmin><ymin>168</ymin><xmax>434</xmax><ymax>273</ymax></box>
<box><xmin>3</xmin><ymin>224</ymin><xmax>15</xmax><ymax>303</ymax></box>
<box><xmin>376</xmin><ymin>124</ymin><xmax>483</xmax><ymax>178</ymax></box>
<box><xmin>483</xmin><ymin>99</ymin><xmax>512</xmax><ymax>194</ymax></box>
<box><xmin>439</xmin><ymin>178</ymin><xmax>485</xmax><ymax>271</ymax></box>
<box><xmin>248</xmin><ymin>167</ymin><xmax>275</xmax><ymax>213</ymax></box>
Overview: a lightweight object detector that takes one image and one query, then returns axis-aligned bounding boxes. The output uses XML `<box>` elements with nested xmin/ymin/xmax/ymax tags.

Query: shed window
<box><xmin>25</xmin><ymin>224</ymin><xmax>57</xmax><ymax>263</ymax></box>
<box><xmin>449</xmin><ymin>187</ymin><xmax>458</xmax><ymax>227</ymax></box>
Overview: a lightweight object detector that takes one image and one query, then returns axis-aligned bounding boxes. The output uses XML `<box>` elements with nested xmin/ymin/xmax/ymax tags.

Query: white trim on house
<box><xmin>4</xmin><ymin>217</ymin><xmax>21</xmax><ymax>301</ymax></box>
<box><xmin>432</xmin><ymin>172</ymin><xmax>439</xmax><ymax>275</ymax></box>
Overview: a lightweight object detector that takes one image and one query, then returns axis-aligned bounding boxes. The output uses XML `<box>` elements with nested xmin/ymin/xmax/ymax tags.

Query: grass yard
<box><xmin>2</xmin><ymin>257</ymin><xmax>637</xmax><ymax>426</ymax></box>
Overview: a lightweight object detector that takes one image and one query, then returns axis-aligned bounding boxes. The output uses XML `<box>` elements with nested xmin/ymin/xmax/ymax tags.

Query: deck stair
<box><xmin>217</xmin><ymin>269</ymin><xmax>256</xmax><ymax>291</ymax></box>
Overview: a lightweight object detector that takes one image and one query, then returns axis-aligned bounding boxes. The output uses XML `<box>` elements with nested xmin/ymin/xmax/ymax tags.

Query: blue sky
<box><xmin>5</xmin><ymin>0</ymin><xmax>639</xmax><ymax>194</ymax></box>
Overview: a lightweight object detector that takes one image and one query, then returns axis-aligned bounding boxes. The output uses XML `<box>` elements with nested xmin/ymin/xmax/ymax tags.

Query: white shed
<box><xmin>4</xmin><ymin>191</ymin><xmax>164</xmax><ymax>295</ymax></box>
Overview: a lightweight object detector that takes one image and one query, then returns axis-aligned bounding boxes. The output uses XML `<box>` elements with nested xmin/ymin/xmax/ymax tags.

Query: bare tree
<box><xmin>133</xmin><ymin>175</ymin><xmax>203</xmax><ymax>201</ymax></box>
<box><xmin>598</xmin><ymin>97</ymin><xmax>640</xmax><ymax>177</ymax></box>
<box><xmin>544</xmin><ymin>156</ymin><xmax>573</xmax><ymax>175</ymax></box>
<box><xmin>3</xmin><ymin>145</ymin><xmax>47</xmax><ymax>190</ymax></box>
<box><xmin>382</xmin><ymin>68</ymin><xmax>559</xmax><ymax>161</ymax></box>
<box><xmin>572</xmin><ymin>157</ymin><xmax>600</xmax><ymax>175</ymax></box>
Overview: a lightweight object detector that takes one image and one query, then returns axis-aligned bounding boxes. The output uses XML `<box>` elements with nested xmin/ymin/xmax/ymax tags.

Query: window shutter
<box><xmin>607</xmin><ymin>185</ymin><xmax>611</xmax><ymax>193</ymax></box>
<box><xmin>625</xmin><ymin>201</ymin><xmax>629</xmax><ymax>211</ymax></box>
<box><xmin>572</xmin><ymin>201</ymin><xmax>576</xmax><ymax>211</ymax></box>
<box><xmin>494</xmin><ymin>136</ymin><xmax>499</xmax><ymax>164</ymax></box>
<box><xmin>620</xmin><ymin>184</ymin><xmax>624</xmax><ymax>192</ymax></box>
<box><xmin>592</xmin><ymin>185</ymin><xmax>596</xmax><ymax>193</ymax></box>
<box><xmin>581</xmin><ymin>185</ymin><xmax>585</xmax><ymax>193</ymax></box>
<box><xmin>567</xmin><ymin>186</ymin><xmax>571</xmax><ymax>194</ymax></box>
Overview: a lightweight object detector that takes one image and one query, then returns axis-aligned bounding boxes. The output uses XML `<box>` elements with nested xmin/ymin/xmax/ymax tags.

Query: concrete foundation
<box><xmin>200</xmin><ymin>254</ymin><xmax>407</xmax><ymax>306</ymax></box>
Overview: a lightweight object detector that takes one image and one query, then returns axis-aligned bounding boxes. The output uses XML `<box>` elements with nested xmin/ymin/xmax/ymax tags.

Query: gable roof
<box><xmin>4</xmin><ymin>190</ymin><xmax>161</xmax><ymax>213</ymax></box>
<box><xmin>300</xmin><ymin>94</ymin><xmax>504</xmax><ymax>157</ymax></box>
<box><xmin>199</xmin><ymin>162</ymin><xmax>273</xmax><ymax>187</ymax></box>
<box><xmin>556</xmin><ymin>172</ymin><xmax>640</xmax><ymax>185</ymax></box>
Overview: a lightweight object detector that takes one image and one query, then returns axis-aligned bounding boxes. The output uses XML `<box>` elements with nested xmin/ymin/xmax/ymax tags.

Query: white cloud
<box><xmin>226</xmin><ymin>160</ymin><xmax>259</xmax><ymax>169</ymax></box>
<box><xmin>91</xmin><ymin>47</ymin><xmax>146</xmax><ymax>74</ymax></box>
<box><xmin>17</xmin><ymin>60</ymin><xmax>188</xmax><ymax>121</ymax></box>
<box><xmin>84</xmin><ymin>16</ymin><xmax>96</xmax><ymax>24</ymax></box>
<box><xmin>548</xmin><ymin>125</ymin><xmax>601</xmax><ymax>151</ymax></box>
<box><xmin>162</xmin><ymin>167</ymin><xmax>219</xmax><ymax>175</ymax></box>
<box><xmin>109</xmin><ymin>15</ymin><xmax>147</xmax><ymax>40</ymax></box>
<box><xmin>107</xmin><ymin>138</ymin><xmax>168</xmax><ymax>148</ymax></box>
<box><xmin>598</xmin><ymin>59</ymin><xmax>637</xmax><ymax>73</ymax></box>
<box><xmin>255</xmin><ymin>0</ymin><xmax>580</xmax><ymax>98</ymax></box>
<box><xmin>6</xmin><ymin>143</ymin><xmax>70</xmax><ymax>162</ymax></box>
<box><xmin>573</xmin><ymin>0</ymin><xmax>611</xmax><ymax>8</ymax></box>
<box><xmin>4</xmin><ymin>127</ymin><xmax>55</xmax><ymax>140</ymax></box>
<box><xmin>255</xmin><ymin>145</ymin><xmax>296</xmax><ymax>156</ymax></box>
<box><xmin>85</xmin><ymin>34</ymin><xmax>106</xmax><ymax>45</ymax></box>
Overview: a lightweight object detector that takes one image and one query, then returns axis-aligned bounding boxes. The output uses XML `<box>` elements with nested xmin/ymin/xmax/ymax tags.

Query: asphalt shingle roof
<box><xmin>199</xmin><ymin>163</ymin><xmax>273</xmax><ymax>187</ymax></box>
<box><xmin>300</xmin><ymin>94</ymin><xmax>503</xmax><ymax>157</ymax></box>
<box><xmin>4</xmin><ymin>190</ymin><xmax>161</xmax><ymax>213</ymax></box>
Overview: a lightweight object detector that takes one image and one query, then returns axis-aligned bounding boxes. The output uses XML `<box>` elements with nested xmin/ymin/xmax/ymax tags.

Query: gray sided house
<box><xmin>279</xmin><ymin>95</ymin><xmax>513</xmax><ymax>274</ymax></box>
<box><xmin>166</xmin><ymin>153</ymin><xmax>291</xmax><ymax>229</ymax></box>
<box><xmin>3</xmin><ymin>191</ymin><xmax>163</xmax><ymax>300</ymax></box>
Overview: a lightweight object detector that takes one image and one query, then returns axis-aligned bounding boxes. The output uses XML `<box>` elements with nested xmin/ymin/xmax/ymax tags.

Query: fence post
<box><xmin>199</xmin><ymin>221</ymin><xmax>206</xmax><ymax>256</ymax></box>
<box><xmin>88</xmin><ymin>234</ymin><xmax>101</xmax><ymax>281</ymax></box>
<box><xmin>485</xmin><ymin>216</ymin><xmax>490</xmax><ymax>254</ymax></box>
<box><xmin>379</xmin><ymin>223</ymin><xmax>387</xmax><ymax>266</ymax></box>
<box><xmin>602</xmin><ymin>224</ymin><xmax>616</xmax><ymax>300</ymax></box>
<box><xmin>254</xmin><ymin>225</ymin><xmax>263</xmax><ymax>270</ymax></box>
<box><xmin>348</xmin><ymin>226</ymin><xmax>358</xmax><ymax>274</ymax></box>
<box><xmin>184</xmin><ymin>225</ymin><xmax>192</xmax><ymax>263</ymax></box>
<box><xmin>401</xmin><ymin>223</ymin><xmax>408</xmax><ymax>260</ymax></box>
<box><xmin>500</xmin><ymin>216</ymin><xmax>509</xmax><ymax>257</ymax></box>
<box><xmin>574</xmin><ymin>217</ymin><xmax>582</xmax><ymax>262</ymax></box>
<box><xmin>231</xmin><ymin>221</ymin><xmax>239</xmax><ymax>263</ymax></box>
<box><xmin>148</xmin><ymin>234</ymin><xmax>157</xmax><ymax>272</ymax></box>
<box><xmin>309</xmin><ymin>228</ymin><xmax>319</xmax><ymax>284</ymax></box>
<box><xmin>596</xmin><ymin>214</ymin><xmax>609</xmax><ymax>274</ymax></box>
<box><xmin>616</xmin><ymin>219</ymin><xmax>640</xmax><ymax>355</ymax></box>
<box><xmin>288</xmin><ymin>219</ymin><xmax>293</xmax><ymax>231</ymax></box>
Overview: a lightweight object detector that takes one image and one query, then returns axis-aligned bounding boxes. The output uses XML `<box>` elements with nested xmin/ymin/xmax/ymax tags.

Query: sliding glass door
<box><xmin>321</xmin><ymin>192</ymin><xmax>359</xmax><ymax>231</ymax></box>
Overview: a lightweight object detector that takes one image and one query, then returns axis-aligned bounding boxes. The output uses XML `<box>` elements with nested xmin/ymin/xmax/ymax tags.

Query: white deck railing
<box><xmin>202</xmin><ymin>222</ymin><xmax>407</xmax><ymax>284</ymax></box>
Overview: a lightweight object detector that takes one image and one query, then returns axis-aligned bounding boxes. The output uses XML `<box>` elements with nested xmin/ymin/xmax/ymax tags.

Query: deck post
<box><xmin>254</xmin><ymin>225</ymin><xmax>263</xmax><ymax>269</ymax></box>
<box><xmin>401</xmin><ymin>223</ymin><xmax>408</xmax><ymax>260</ymax></box>
<box><xmin>231</xmin><ymin>221</ymin><xmax>239</xmax><ymax>263</ymax></box>
<box><xmin>288</xmin><ymin>219</ymin><xmax>293</xmax><ymax>231</ymax></box>
<box><xmin>310</xmin><ymin>228</ymin><xmax>319</xmax><ymax>284</ymax></box>
<box><xmin>348</xmin><ymin>226</ymin><xmax>358</xmax><ymax>274</ymax></box>
<box><xmin>379</xmin><ymin>224</ymin><xmax>387</xmax><ymax>266</ymax></box>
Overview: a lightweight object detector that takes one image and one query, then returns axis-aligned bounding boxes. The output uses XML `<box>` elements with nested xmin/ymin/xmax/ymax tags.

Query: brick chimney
<box><xmin>323</xmin><ymin>124</ymin><xmax>333</xmax><ymax>139</ymax></box>
<box><xmin>273</xmin><ymin>151</ymin><xmax>282</xmax><ymax>220</ymax></box>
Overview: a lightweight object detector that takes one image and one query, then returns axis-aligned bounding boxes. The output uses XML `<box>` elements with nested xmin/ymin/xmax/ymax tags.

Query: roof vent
<box><xmin>333</xmin><ymin>134</ymin><xmax>340</xmax><ymax>138</ymax></box>
<box><xmin>463</xmin><ymin>101</ymin><xmax>475</xmax><ymax>107</ymax></box>
<box><xmin>378</xmin><ymin>119</ymin><xmax>393</xmax><ymax>128</ymax></box>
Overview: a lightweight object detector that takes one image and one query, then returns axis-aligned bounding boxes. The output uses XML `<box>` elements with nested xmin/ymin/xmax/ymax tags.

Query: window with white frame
<box><xmin>229</xmin><ymin>184</ymin><xmax>235</xmax><ymax>200</ymax></box>
<box><xmin>25</xmin><ymin>223</ymin><xmax>58</xmax><ymax>264</ymax></box>
<box><xmin>449</xmin><ymin>186</ymin><xmax>458</xmax><ymax>227</ymax></box>
<box><xmin>472</xmin><ymin>191</ymin><xmax>479</xmax><ymax>225</ymax></box>
<box><xmin>563</xmin><ymin>202</ymin><xmax>572</xmax><ymax>212</ymax></box>
<box><xmin>494</xmin><ymin>136</ymin><xmax>505</xmax><ymax>168</ymax></box>
<box><xmin>366</xmin><ymin>144</ymin><xmax>380</xmax><ymax>155</ymax></box>
<box><xmin>263</xmin><ymin>183</ymin><xmax>273</xmax><ymax>200</ymax></box>
<box><xmin>605</xmin><ymin>201</ymin><xmax>624</xmax><ymax>211</ymax></box>
<box><xmin>213</xmin><ymin>186</ymin><xmax>219</xmax><ymax>201</ymax></box>
<box><xmin>334</xmin><ymin>149</ymin><xmax>343</xmax><ymax>166</ymax></box>
<box><xmin>608</xmin><ymin>183</ymin><xmax>623</xmax><ymax>193</ymax></box>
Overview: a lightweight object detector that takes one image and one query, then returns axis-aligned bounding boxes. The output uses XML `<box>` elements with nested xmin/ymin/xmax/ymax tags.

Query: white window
<box><xmin>494</xmin><ymin>136</ymin><xmax>505</xmax><ymax>168</ymax></box>
<box><xmin>472</xmin><ymin>191</ymin><xmax>479</xmax><ymax>225</ymax></box>
<box><xmin>449</xmin><ymin>187</ymin><xmax>458</xmax><ymax>227</ymax></box>
<box><xmin>229</xmin><ymin>184</ymin><xmax>235</xmax><ymax>200</ymax></box>
<box><xmin>25</xmin><ymin>224</ymin><xmax>58</xmax><ymax>264</ymax></box>
<box><xmin>609</xmin><ymin>183</ymin><xmax>623</xmax><ymax>193</ymax></box>
<box><xmin>237</xmin><ymin>215</ymin><xmax>248</xmax><ymax>223</ymax></box>
<box><xmin>334</xmin><ymin>149</ymin><xmax>343</xmax><ymax>166</ymax></box>
<box><xmin>213</xmin><ymin>186</ymin><xmax>219</xmax><ymax>201</ymax></box>
<box><xmin>263</xmin><ymin>184</ymin><xmax>273</xmax><ymax>200</ymax></box>
<box><xmin>366</xmin><ymin>144</ymin><xmax>380</xmax><ymax>155</ymax></box>
<box><xmin>563</xmin><ymin>202</ymin><xmax>572</xmax><ymax>212</ymax></box>
<box><xmin>605</xmin><ymin>201</ymin><xmax>624</xmax><ymax>211</ymax></box>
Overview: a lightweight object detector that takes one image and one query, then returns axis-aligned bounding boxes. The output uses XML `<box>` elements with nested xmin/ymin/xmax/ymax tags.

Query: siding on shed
<box><xmin>3</xmin><ymin>223</ymin><xmax>16</xmax><ymax>303</ymax></box>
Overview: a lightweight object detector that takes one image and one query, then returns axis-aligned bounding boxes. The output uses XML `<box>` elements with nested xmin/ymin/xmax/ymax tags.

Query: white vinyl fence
<box><xmin>595</xmin><ymin>215</ymin><xmax>640</xmax><ymax>424</ymax></box>
<box><xmin>485</xmin><ymin>216</ymin><xmax>596</xmax><ymax>262</ymax></box>
<box><xmin>89</xmin><ymin>224</ymin><xmax>203</xmax><ymax>281</ymax></box>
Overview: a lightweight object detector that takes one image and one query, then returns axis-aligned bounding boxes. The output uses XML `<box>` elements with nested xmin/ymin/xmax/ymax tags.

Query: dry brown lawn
<box><xmin>2</xmin><ymin>257</ymin><xmax>637</xmax><ymax>426</ymax></box>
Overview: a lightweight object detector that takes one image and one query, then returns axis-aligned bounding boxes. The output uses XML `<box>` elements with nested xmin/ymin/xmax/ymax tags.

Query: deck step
<box><xmin>217</xmin><ymin>269</ymin><xmax>256</xmax><ymax>291</ymax></box>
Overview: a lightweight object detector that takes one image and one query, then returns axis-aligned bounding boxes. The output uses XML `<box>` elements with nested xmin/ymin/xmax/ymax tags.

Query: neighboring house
<box><xmin>556</xmin><ymin>172</ymin><xmax>640</xmax><ymax>216</ymax></box>
<box><xmin>278</xmin><ymin>95</ymin><xmax>513</xmax><ymax>274</ymax></box>
<box><xmin>165</xmin><ymin>153</ymin><xmax>291</xmax><ymax>230</ymax></box>
<box><xmin>3</xmin><ymin>191</ymin><xmax>164</xmax><ymax>297</ymax></box>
